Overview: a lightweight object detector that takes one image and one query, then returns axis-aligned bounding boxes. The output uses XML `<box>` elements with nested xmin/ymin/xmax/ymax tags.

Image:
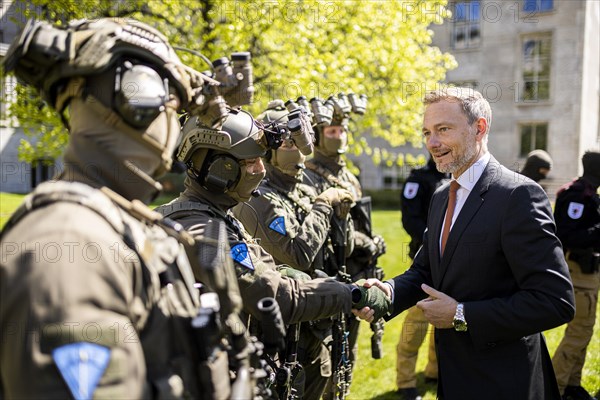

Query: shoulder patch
<box><xmin>403</xmin><ymin>182</ymin><xmax>419</xmax><ymax>199</ymax></box>
<box><xmin>52</xmin><ymin>342</ymin><xmax>111</xmax><ymax>400</ymax></box>
<box><xmin>231</xmin><ymin>243</ymin><xmax>255</xmax><ymax>270</ymax></box>
<box><xmin>269</xmin><ymin>216</ymin><xmax>287</xmax><ymax>236</ymax></box>
<box><xmin>567</xmin><ymin>202</ymin><xmax>584</xmax><ymax>219</ymax></box>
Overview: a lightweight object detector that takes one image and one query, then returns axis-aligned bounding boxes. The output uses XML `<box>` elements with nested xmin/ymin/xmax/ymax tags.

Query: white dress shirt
<box><xmin>439</xmin><ymin>151</ymin><xmax>491</xmax><ymax>253</ymax></box>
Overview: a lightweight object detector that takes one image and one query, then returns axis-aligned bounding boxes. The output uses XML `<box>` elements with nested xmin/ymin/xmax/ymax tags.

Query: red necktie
<box><xmin>441</xmin><ymin>180</ymin><xmax>460</xmax><ymax>256</ymax></box>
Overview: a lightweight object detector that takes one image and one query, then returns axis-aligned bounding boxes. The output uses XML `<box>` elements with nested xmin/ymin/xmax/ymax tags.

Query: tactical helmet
<box><xmin>2</xmin><ymin>18</ymin><xmax>205</xmax><ymax>177</ymax></box>
<box><xmin>259</xmin><ymin>99</ymin><xmax>289</xmax><ymax>125</ymax></box>
<box><xmin>259</xmin><ymin>100</ymin><xmax>307</xmax><ymax>177</ymax></box>
<box><xmin>3</xmin><ymin>18</ymin><xmax>195</xmax><ymax>113</ymax></box>
<box><xmin>311</xmin><ymin>93</ymin><xmax>367</xmax><ymax>155</ymax></box>
<box><xmin>178</xmin><ymin>108</ymin><xmax>266</xmax><ymax>198</ymax></box>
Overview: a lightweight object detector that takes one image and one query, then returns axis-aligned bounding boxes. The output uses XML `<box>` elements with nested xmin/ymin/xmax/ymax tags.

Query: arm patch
<box><xmin>268</xmin><ymin>216</ymin><xmax>287</xmax><ymax>236</ymax></box>
<box><xmin>52</xmin><ymin>342</ymin><xmax>111</xmax><ymax>400</ymax></box>
<box><xmin>231</xmin><ymin>243</ymin><xmax>255</xmax><ymax>270</ymax></box>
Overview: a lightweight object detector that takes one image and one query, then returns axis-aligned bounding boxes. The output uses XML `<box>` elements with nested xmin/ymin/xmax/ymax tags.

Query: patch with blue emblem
<box><xmin>231</xmin><ymin>243</ymin><xmax>255</xmax><ymax>270</ymax></box>
<box><xmin>269</xmin><ymin>216</ymin><xmax>287</xmax><ymax>236</ymax></box>
<box><xmin>52</xmin><ymin>342</ymin><xmax>111</xmax><ymax>400</ymax></box>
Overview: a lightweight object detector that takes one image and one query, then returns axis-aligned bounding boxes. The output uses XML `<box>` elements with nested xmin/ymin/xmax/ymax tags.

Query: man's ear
<box><xmin>475</xmin><ymin>117</ymin><xmax>487</xmax><ymax>139</ymax></box>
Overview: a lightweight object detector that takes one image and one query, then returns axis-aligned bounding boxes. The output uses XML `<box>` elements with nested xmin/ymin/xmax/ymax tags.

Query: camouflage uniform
<box><xmin>164</xmin><ymin>106</ymin><xmax>390</xmax><ymax>400</ymax></box>
<box><xmin>304</xmin><ymin>150</ymin><xmax>379</xmax><ymax>397</ymax></box>
<box><xmin>157</xmin><ymin>176</ymin><xmax>355</xmax><ymax>398</ymax></box>
<box><xmin>233</xmin><ymin>163</ymin><xmax>346</xmax><ymax>400</ymax></box>
<box><xmin>0</xmin><ymin>16</ymin><xmax>251</xmax><ymax>399</ymax></box>
<box><xmin>233</xmin><ymin>163</ymin><xmax>332</xmax><ymax>274</ymax></box>
<box><xmin>1</xmin><ymin>180</ymin><xmax>220</xmax><ymax>399</ymax></box>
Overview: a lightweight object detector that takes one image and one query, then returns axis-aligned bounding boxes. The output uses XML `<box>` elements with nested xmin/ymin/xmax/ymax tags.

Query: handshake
<box><xmin>351</xmin><ymin>279</ymin><xmax>391</xmax><ymax>321</ymax></box>
<box><xmin>278</xmin><ymin>266</ymin><xmax>391</xmax><ymax>321</ymax></box>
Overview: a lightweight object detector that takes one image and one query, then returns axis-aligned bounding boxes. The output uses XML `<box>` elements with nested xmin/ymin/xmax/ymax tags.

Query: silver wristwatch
<box><xmin>453</xmin><ymin>303</ymin><xmax>468</xmax><ymax>332</ymax></box>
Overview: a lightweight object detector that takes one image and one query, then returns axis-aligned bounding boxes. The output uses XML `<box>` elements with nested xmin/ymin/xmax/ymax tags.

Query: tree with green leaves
<box><xmin>6</xmin><ymin>0</ymin><xmax>456</xmax><ymax>167</ymax></box>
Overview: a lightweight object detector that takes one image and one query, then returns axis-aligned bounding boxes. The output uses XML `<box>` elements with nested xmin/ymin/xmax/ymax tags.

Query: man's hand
<box><xmin>416</xmin><ymin>284</ymin><xmax>458</xmax><ymax>329</ymax></box>
<box><xmin>351</xmin><ymin>278</ymin><xmax>391</xmax><ymax>323</ymax></box>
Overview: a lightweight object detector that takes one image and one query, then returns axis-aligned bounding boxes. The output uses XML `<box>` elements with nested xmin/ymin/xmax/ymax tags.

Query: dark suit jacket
<box><xmin>388</xmin><ymin>156</ymin><xmax>575</xmax><ymax>400</ymax></box>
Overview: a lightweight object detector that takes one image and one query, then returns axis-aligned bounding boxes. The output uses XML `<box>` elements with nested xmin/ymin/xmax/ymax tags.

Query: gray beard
<box><xmin>436</xmin><ymin>136</ymin><xmax>479</xmax><ymax>175</ymax></box>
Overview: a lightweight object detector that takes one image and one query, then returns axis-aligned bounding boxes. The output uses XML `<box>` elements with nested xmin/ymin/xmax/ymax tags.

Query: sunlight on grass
<box><xmin>0</xmin><ymin>192</ymin><xmax>26</xmax><ymax>229</ymax></box>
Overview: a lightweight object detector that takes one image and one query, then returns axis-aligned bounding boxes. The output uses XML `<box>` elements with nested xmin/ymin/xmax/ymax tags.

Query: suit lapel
<box><xmin>436</xmin><ymin>158</ymin><xmax>500</xmax><ymax>286</ymax></box>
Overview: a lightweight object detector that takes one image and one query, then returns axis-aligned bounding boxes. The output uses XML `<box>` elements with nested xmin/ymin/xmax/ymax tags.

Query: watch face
<box><xmin>453</xmin><ymin>319</ymin><xmax>468</xmax><ymax>332</ymax></box>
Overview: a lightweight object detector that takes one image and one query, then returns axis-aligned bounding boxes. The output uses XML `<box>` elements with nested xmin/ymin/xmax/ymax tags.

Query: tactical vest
<box><xmin>305</xmin><ymin>160</ymin><xmax>361</xmax><ymax>200</ymax></box>
<box><xmin>1</xmin><ymin>181</ymin><xmax>230</xmax><ymax>399</ymax></box>
<box><xmin>156</xmin><ymin>200</ymin><xmax>252</xmax><ymax>243</ymax></box>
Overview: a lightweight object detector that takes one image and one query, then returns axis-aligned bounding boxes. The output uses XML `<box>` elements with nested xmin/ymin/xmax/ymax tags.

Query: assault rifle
<box><xmin>257</xmin><ymin>297</ymin><xmax>303</xmax><ymax>399</ymax></box>
<box><xmin>329</xmin><ymin>215</ymin><xmax>352</xmax><ymax>399</ymax></box>
<box><xmin>350</xmin><ymin>196</ymin><xmax>386</xmax><ymax>359</ymax></box>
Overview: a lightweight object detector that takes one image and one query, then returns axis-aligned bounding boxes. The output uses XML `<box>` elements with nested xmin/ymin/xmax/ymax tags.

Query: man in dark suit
<box><xmin>355</xmin><ymin>87</ymin><xmax>575</xmax><ymax>400</ymax></box>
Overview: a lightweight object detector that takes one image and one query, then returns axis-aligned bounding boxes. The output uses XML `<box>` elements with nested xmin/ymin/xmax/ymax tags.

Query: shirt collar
<box><xmin>454</xmin><ymin>152</ymin><xmax>491</xmax><ymax>191</ymax></box>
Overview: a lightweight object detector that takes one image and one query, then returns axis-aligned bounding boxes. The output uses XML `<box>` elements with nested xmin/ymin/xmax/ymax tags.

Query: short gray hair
<box><xmin>424</xmin><ymin>87</ymin><xmax>492</xmax><ymax>134</ymax></box>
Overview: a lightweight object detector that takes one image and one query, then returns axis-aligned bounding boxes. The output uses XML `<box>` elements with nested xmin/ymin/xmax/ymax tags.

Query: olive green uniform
<box><xmin>232</xmin><ymin>164</ymin><xmax>342</xmax><ymax>399</ymax></box>
<box><xmin>0</xmin><ymin>181</ymin><xmax>222</xmax><ymax>399</ymax></box>
<box><xmin>157</xmin><ymin>177</ymin><xmax>354</xmax><ymax>326</ymax></box>
<box><xmin>304</xmin><ymin>150</ymin><xmax>379</xmax><ymax>397</ymax></box>
<box><xmin>233</xmin><ymin>164</ymin><xmax>333</xmax><ymax>273</ymax></box>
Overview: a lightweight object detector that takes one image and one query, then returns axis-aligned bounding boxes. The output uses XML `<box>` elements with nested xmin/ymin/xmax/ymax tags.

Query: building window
<box><xmin>382</xmin><ymin>165</ymin><xmax>411</xmax><ymax>190</ymax></box>
<box><xmin>523</xmin><ymin>0</ymin><xmax>553</xmax><ymax>12</ymax></box>
<box><xmin>519</xmin><ymin>123</ymin><xmax>548</xmax><ymax>156</ymax></box>
<box><xmin>522</xmin><ymin>35</ymin><xmax>551</xmax><ymax>101</ymax></box>
<box><xmin>451</xmin><ymin>1</ymin><xmax>481</xmax><ymax>49</ymax></box>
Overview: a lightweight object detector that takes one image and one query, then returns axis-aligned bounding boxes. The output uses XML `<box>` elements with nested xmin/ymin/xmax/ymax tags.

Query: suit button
<box><xmin>487</xmin><ymin>342</ymin><xmax>497</xmax><ymax>348</ymax></box>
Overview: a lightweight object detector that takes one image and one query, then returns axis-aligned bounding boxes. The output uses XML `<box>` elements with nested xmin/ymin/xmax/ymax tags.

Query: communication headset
<box><xmin>192</xmin><ymin>150</ymin><xmax>241</xmax><ymax>193</ymax></box>
<box><xmin>113</xmin><ymin>60</ymin><xmax>170</xmax><ymax>129</ymax></box>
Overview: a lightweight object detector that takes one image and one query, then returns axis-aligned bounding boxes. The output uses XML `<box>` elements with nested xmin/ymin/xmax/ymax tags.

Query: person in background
<box><xmin>551</xmin><ymin>150</ymin><xmax>600</xmax><ymax>400</ymax></box>
<box><xmin>396</xmin><ymin>156</ymin><xmax>448</xmax><ymax>400</ymax></box>
<box><xmin>303</xmin><ymin>93</ymin><xmax>386</xmax><ymax>399</ymax></box>
<box><xmin>232</xmin><ymin>100</ymin><xmax>354</xmax><ymax>399</ymax></box>
<box><xmin>520</xmin><ymin>149</ymin><xmax>553</xmax><ymax>183</ymax></box>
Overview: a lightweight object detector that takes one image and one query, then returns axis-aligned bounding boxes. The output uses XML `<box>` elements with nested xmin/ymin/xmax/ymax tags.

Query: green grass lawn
<box><xmin>0</xmin><ymin>192</ymin><xmax>26</xmax><ymax>229</ymax></box>
<box><xmin>1</xmin><ymin>194</ymin><xmax>599</xmax><ymax>398</ymax></box>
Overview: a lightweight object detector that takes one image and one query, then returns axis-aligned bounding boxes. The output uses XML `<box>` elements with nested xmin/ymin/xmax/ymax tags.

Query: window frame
<box><xmin>450</xmin><ymin>0</ymin><xmax>481</xmax><ymax>50</ymax></box>
<box><xmin>519</xmin><ymin>122</ymin><xmax>549</xmax><ymax>156</ymax></box>
<box><xmin>523</xmin><ymin>0</ymin><xmax>554</xmax><ymax>13</ymax></box>
<box><xmin>520</xmin><ymin>33</ymin><xmax>552</xmax><ymax>102</ymax></box>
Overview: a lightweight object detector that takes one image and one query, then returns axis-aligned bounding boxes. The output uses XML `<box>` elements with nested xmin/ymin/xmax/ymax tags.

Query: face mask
<box><xmin>320</xmin><ymin>127</ymin><xmax>348</xmax><ymax>156</ymax></box>
<box><xmin>228</xmin><ymin>165</ymin><xmax>266</xmax><ymax>202</ymax></box>
<box><xmin>145</xmin><ymin>104</ymin><xmax>181</xmax><ymax>178</ymax></box>
<box><xmin>273</xmin><ymin>147</ymin><xmax>306</xmax><ymax>176</ymax></box>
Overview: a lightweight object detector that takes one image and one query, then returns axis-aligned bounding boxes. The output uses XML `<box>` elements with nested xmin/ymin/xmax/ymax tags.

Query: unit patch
<box><xmin>52</xmin><ymin>342</ymin><xmax>111</xmax><ymax>400</ymax></box>
<box><xmin>567</xmin><ymin>202</ymin><xmax>584</xmax><ymax>219</ymax></box>
<box><xmin>231</xmin><ymin>243</ymin><xmax>255</xmax><ymax>270</ymax></box>
<box><xmin>403</xmin><ymin>182</ymin><xmax>419</xmax><ymax>199</ymax></box>
<box><xmin>269</xmin><ymin>216</ymin><xmax>287</xmax><ymax>236</ymax></box>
